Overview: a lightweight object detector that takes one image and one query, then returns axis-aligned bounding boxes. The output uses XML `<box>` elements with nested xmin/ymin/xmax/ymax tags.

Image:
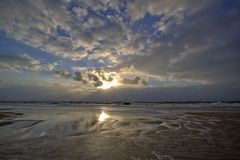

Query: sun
<box><xmin>97</xmin><ymin>80</ymin><xmax>119</xmax><ymax>89</ymax></box>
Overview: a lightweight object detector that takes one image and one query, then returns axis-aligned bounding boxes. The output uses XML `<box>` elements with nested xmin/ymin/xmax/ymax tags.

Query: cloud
<box><xmin>73</xmin><ymin>7</ymin><xmax>88</xmax><ymax>17</ymax></box>
<box><xmin>87</xmin><ymin>73</ymin><xmax>100</xmax><ymax>82</ymax></box>
<box><xmin>0</xmin><ymin>0</ymin><xmax>151</xmax><ymax>67</ymax></box>
<box><xmin>0</xmin><ymin>54</ymin><xmax>58</xmax><ymax>75</ymax></box>
<box><xmin>67</xmin><ymin>67</ymin><xmax>148</xmax><ymax>88</ymax></box>
<box><xmin>74</xmin><ymin>71</ymin><xmax>87</xmax><ymax>84</ymax></box>
<box><xmin>88</xmin><ymin>48</ymin><xmax>119</xmax><ymax>65</ymax></box>
<box><xmin>85</xmin><ymin>17</ymin><xmax>105</xmax><ymax>29</ymax></box>
<box><xmin>126</xmin><ymin>0</ymin><xmax>211</xmax><ymax>21</ymax></box>
<box><xmin>46</xmin><ymin>64</ymin><xmax>55</xmax><ymax>71</ymax></box>
<box><xmin>94</xmin><ymin>69</ymin><xmax>114</xmax><ymax>82</ymax></box>
<box><xmin>121</xmin><ymin>76</ymin><xmax>147</xmax><ymax>86</ymax></box>
<box><xmin>87</xmin><ymin>73</ymin><xmax>104</xmax><ymax>87</ymax></box>
<box><xmin>54</xmin><ymin>70</ymin><xmax>71</xmax><ymax>78</ymax></box>
<box><xmin>0</xmin><ymin>0</ymin><xmax>138</xmax><ymax>63</ymax></box>
<box><xmin>0</xmin><ymin>54</ymin><xmax>42</xmax><ymax>72</ymax></box>
<box><xmin>72</xmin><ymin>69</ymin><xmax>112</xmax><ymax>88</ymax></box>
<box><xmin>0</xmin><ymin>1</ymin><xmax>91</xmax><ymax>60</ymax></box>
<box><xmin>118</xmin><ymin>1</ymin><xmax>240</xmax><ymax>86</ymax></box>
<box><xmin>0</xmin><ymin>0</ymin><xmax>239</xmax><ymax>99</ymax></box>
<box><xmin>54</xmin><ymin>68</ymin><xmax>116</xmax><ymax>88</ymax></box>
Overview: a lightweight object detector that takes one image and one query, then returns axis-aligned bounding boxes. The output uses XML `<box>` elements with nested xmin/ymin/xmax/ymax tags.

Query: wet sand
<box><xmin>187</xmin><ymin>111</ymin><xmax>240</xmax><ymax>119</ymax></box>
<box><xmin>0</xmin><ymin>103</ymin><xmax>240</xmax><ymax>160</ymax></box>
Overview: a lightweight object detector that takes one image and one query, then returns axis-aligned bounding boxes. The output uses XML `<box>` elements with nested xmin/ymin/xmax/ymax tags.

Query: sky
<box><xmin>0</xmin><ymin>0</ymin><xmax>240</xmax><ymax>101</ymax></box>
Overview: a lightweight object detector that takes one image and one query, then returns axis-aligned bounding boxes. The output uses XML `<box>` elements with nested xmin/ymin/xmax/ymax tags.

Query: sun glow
<box><xmin>97</xmin><ymin>80</ymin><xmax>119</xmax><ymax>89</ymax></box>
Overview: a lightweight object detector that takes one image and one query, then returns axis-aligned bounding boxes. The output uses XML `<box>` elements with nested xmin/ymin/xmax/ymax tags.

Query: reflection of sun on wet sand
<box><xmin>98</xmin><ymin>111</ymin><xmax>110</xmax><ymax>123</ymax></box>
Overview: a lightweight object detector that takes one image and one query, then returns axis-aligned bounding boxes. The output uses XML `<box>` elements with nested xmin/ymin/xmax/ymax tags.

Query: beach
<box><xmin>0</xmin><ymin>103</ymin><xmax>240</xmax><ymax>160</ymax></box>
